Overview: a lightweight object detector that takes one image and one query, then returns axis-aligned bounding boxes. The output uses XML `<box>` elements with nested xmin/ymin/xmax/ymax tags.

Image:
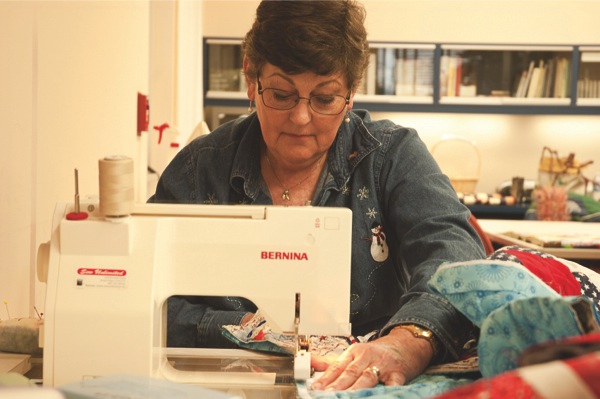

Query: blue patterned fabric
<box><xmin>478</xmin><ymin>296</ymin><xmax>599</xmax><ymax>377</ymax></box>
<box><xmin>297</xmin><ymin>374</ymin><xmax>474</xmax><ymax>399</ymax></box>
<box><xmin>428</xmin><ymin>260</ymin><xmax>560</xmax><ymax>327</ymax></box>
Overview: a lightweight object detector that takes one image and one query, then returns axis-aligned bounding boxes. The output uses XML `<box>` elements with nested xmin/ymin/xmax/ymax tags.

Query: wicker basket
<box><xmin>449</xmin><ymin>177</ymin><xmax>479</xmax><ymax>194</ymax></box>
<box><xmin>431</xmin><ymin>136</ymin><xmax>481</xmax><ymax>194</ymax></box>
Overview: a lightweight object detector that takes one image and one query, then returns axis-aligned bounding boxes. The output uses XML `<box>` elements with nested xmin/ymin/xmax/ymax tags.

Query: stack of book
<box><xmin>362</xmin><ymin>48</ymin><xmax>434</xmax><ymax>97</ymax></box>
<box><xmin>514</xmin><ymin>56</ymin><xmax>571</xmax><ymax>98</ymax></box>
<box><xmin>577</xmin><ymin>52</ymin><xmax>600</xmax><ymax>99</ymax></box>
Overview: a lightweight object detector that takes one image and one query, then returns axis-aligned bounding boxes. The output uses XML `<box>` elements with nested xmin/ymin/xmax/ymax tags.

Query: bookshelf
<box><xmin>205</xmin><ymin>38</ymin><xmax>246</xmax><ymax>99</ymax></box>
<box><xmin>577</xmin><ymin>46</ymin><xmax>600</xmax><ymax>106</ymax></box>
<box><xmin>203</xmin><ymin>39</ymin><xmax>600</xmax><ymax>117</ymax></box>
<box><xmin>358</xmin><ymin>43</ymin><xmax>435</xmax><ymax>104</ymax></box>
<box><xmin>438</xmin><ymin>45</ymin><xmax>573</xmax><ymax>105</ymax></box>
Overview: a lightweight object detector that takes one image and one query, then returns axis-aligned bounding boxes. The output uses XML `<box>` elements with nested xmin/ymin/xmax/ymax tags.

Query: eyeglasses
<box><xmin>257</xmin><ymin>78</ymin><xmax>350</xmax><ymax>116</ymax></box>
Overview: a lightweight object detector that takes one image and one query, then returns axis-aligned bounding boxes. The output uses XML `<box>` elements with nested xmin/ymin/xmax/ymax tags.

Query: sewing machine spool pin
<box><xmin>66</xmin><ymin>168</ymin><xmax>88</xmax><ymax>221</ymax></box>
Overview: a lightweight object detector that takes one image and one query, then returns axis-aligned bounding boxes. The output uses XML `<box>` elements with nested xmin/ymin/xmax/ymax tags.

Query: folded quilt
<box><xmin>429</xmin><ymin>245</ymin><xmax>600</xmax><ymax>377</ymax></box>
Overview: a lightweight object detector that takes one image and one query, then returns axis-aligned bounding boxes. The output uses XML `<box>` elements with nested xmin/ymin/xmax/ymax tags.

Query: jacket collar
<box><xmin>230</xmin><ymin>110</ymin><xmax>381</xmax><ymax>200</ymax></box>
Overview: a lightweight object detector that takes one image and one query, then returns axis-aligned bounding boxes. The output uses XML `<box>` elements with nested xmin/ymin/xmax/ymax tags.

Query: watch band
<box><xmin>396</xmin><ymin>324</ymin><xmax>439</xmax><ymax>357</ymax></box>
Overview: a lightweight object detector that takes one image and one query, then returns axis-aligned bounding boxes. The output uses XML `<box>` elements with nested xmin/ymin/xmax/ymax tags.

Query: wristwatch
<box><xmin>396</xmin><ymin>324</ymin><xmax>439</xmax><ymax>357</ymax></box>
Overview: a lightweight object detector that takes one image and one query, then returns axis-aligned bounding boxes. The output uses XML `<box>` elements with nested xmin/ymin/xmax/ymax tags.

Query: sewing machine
<box><xmin>38</xmin><ymin>200</ymin><xmax>352</xmax><ymax>393</ymax></box>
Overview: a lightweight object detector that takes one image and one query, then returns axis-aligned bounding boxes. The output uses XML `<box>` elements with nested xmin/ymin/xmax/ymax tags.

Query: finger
<box><xmin>310</xmin><ymin>354</ymin><xmax>334</xmax><ymax>372</ymax></box>
<box><xmin>313</xmin><ymin>357</ymin><xmax>369</xmax><ymax>391</ymax></box>
<box><xmin>311</xmin><ymin>346</ymin><xmax>357</xmax><ymax>388</ymax></box>
<box><xmin>382</xmin><ymin>373</ymin><xmax>407</xmax><ymax>387</ymax></box>
<box><xmin>311</xmin><ymin>359</ymin><xmax>350</xmax><ymax>390</ymax></box>
<box><xmin>348</xmin><ymin>366</ymin><xmax>380</xmax><ymax>390</ymax></box>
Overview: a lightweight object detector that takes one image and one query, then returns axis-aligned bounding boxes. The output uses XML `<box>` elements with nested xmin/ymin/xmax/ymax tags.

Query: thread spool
<box><xmin>99</xmin><ymin>155</ymin><xmax>134</xmax><ymax>218</ymax></box>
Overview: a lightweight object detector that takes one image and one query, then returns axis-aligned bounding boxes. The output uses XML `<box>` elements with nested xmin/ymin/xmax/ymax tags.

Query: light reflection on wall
<box><xmin>371</xmin><ymin>112</ymin><xmax>600</xmax><ymax>194</ymax></box>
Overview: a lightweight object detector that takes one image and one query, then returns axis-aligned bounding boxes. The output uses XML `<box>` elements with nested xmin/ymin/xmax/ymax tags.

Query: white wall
<box><xmin>1</xmin><ymin>1</ymin><xmax>149</xmax><ymax>319</ymax></box>
<box><xmin>1</xmin><ymin>1</ymin><xmax>36</xmax><ymax>321</ymax></box>
<box><xmin>363</xmin><ymin>1</ymin><xmax>600</xmax><ymax>45</ymax></box>
<box><xmin>201</xmin><ymin>0</ymin><xmax>600</xmax><ymax>44</ymax></box>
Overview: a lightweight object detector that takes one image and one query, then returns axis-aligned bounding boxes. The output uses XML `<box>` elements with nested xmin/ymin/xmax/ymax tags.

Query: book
<box><xmin>535</xmin><ymin>60</ymin><xmax>546</xmax><ymax>98</ymax></box>
<box><xmin>439</xmin><ymin>54</ymin><xmax>450</xmax><ymax>97</ymax></box>
<box><xmin>526</xmin><ymin>66</ymin><xmax>541</xmax><ymax>98</ymax></box>
<box><xmin>446</xmin><ymin>55</ymin><xmax>460</xmax><ymax>97</ymax></box>
<box><xmin>414</xmin><ymin>49</ymin><xmax>434</xmax><ymax>96</ymax></box>
<box><xmin>542</xmin><ymin>58</ymin><xmax>556</xmax><ymax>98</ymax></box>
<box><xmin>454</xmin><ymin>56</ymin><xmax>462</xmax><ymax>96</ymax></box>
<box><xmin>376</xmin><ymin>48</ymin><xmax>385</xmax><ymax>94</ymax></box>
<box><xmin>382</xmin><ymin>47</ymin><xmax>396</xmax><ymax>95</ymax></box>
<box><xmin>520</xmin><ymin>60</ymin><xmax>536</xmax><ymax>98</ymax></box>
<box><xmin>514</xmin><ymin>70</ymin><xmax>527</xmax><ymax>97</ymax></box>
<box><xmin>396</xmin><ymin>49</ymin><xmax>417</xmax><ymax>95</ymax></box>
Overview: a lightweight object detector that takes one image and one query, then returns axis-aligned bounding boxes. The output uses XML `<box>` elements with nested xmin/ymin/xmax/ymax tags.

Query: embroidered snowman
<box><xmin>370</xmin><ymin>222</ymin><xmax>389</xmax><ymax>262</ymax></box>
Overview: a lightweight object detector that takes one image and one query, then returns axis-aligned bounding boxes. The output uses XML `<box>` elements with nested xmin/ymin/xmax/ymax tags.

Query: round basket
<box><xmin>449</xmin><ymin>177</ymin><xmax>479</xmax><ymax>194</ymax></box>
<box><xmin>431</xmin><ymin>136</ymin><xmax>481</xmax><ymax>194</ymax></box>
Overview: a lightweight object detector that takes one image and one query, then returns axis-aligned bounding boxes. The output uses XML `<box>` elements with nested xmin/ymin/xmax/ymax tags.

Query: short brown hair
<box><xmin>242</xmin><ymin>0</ymin><xmax>370</xmax><ymax>91</ymax></box>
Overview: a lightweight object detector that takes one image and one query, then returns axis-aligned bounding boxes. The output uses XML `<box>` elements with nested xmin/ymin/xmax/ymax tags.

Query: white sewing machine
<box><xmin>37</xmin><ymin>200</ymin><xmax>352</xmax><ymax>393</ymax></box>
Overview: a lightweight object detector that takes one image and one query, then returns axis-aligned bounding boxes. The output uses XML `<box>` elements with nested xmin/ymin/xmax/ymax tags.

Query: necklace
<box><xmin>264</xmin><ymin>150</ymin><xmax>323</xmax><ymax>202</ymax></box>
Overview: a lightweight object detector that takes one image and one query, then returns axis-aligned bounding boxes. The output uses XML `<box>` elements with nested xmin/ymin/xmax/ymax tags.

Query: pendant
<box><xmin>282</xmin><ymin>189</ymin><xmax>290</xmax><ymax>201</ymax></box>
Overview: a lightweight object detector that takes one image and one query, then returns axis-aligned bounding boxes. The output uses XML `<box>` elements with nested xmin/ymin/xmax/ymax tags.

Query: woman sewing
<box><xmin>149</xmin><ymin>0</ymin><xmax>485</xmax><ymax>391</ymax></box>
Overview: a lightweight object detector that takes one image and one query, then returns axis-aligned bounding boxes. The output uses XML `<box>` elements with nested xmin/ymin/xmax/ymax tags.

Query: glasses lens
<box><xmin>310</xmin><ymin>95</ymin><xmax>346</xmax><ymax>115</ymax></box>
<box><xmin>262</xmin><ymin>89</ymin><xmax>298</xmax><ymax>110</ymax></box>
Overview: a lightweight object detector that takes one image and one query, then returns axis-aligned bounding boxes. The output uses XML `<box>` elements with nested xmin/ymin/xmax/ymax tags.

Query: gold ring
<box><xmin>369</xmin><ymin>366</ymin><xmax>380</xmax><ymax>379</ymax></box>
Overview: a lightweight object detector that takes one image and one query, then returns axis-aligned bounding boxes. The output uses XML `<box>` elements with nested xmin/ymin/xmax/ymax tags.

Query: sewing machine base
<box><xmin>166</xmin><ymin>348</ymin><xmax>298</xmax><ymax>398</ymax></box>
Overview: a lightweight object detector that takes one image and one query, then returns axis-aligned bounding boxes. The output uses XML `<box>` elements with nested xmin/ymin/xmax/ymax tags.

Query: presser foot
<box><xmin>294</xmin><ymin>334</ymin><xmax>311</xmax><ymax>381</ymax></box>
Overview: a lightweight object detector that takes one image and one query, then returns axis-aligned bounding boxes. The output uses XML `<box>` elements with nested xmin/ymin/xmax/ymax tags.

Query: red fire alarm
<box><xmin>137</xmin><ymin>92</ymin><xmax>149</xmax><ymax>135</ymax></box>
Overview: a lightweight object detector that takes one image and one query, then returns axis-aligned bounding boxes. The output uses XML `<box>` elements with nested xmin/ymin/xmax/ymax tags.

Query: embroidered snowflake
<box><xmin>366</xmin><ymin>208</ymin><xmax>378</xmax><ymax>219</ymax></box>
<box><xmin>357</xmin><ymin>186</ymin><xmax>369</xmax><ymax>200</ymax></box>
<box><xmin>341</xmin><ymin>185</ymin><xmax>350</xmax><ymax>195</ymax></box>
<box><xmin>204</xmin><ymin>193</ymin><xmax>218</xmax><ymax>204</ymax></box>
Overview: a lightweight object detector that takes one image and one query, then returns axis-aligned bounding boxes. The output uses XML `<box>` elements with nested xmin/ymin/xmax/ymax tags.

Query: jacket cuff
<box><xmin>380</xmin><ymin>292</ymin><xmax>477</xmax><ymax>363</ymax></box>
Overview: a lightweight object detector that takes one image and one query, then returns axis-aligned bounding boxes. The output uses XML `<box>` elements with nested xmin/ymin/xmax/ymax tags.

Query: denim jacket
<box><xmin>149</xmin><ymin>110</ymin><xmax>485</xmax><ymax>362</ymax></box>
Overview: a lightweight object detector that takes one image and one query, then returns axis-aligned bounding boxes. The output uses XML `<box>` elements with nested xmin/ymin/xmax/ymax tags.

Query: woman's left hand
<box><xmin>310</xmin><ymin>327</ymin><xmax>434</xmax><ymax>391</ymax></box>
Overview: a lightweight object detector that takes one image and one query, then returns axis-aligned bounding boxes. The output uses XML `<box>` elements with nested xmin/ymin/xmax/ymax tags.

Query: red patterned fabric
<box><xmin>566</xmin><ymin>352</ymin><xmax>600</xmax><ymax>394</ymax></box>
<box><xmin>434</xmin><ymin>344</ymin><xmax>600</xmax><ymax>399</ymax></box>
<box><xmin>432</xmin><ymin>370</ymin><xmax>543</xmax><ymax>399</ymax></box>
<box><xmin>504</xmin><ymin>249</ymin><xmax>581</xmax><ymax>296</ymax></box>
<box><xmin>434</xmin><ymin>352</ymin><xmax>600</xmax><ymax>399</ymax></box>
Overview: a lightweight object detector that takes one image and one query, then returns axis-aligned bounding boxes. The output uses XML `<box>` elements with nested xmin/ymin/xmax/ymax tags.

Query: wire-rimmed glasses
<box><xmin>257</xmin><ymin>78</ymin><xmax>350</xmax><ymax>116</ymax></box>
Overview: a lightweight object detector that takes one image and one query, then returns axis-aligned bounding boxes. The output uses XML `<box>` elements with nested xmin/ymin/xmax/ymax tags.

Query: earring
<box><xmin>248</xmin><ymin>100</ymin><xmax>253</xmax><ymax>113</ymax></box>
<box><xmin>344</xmin><ymin>112</ymin><xmax>350</xmax><ymax>123</ymax></box>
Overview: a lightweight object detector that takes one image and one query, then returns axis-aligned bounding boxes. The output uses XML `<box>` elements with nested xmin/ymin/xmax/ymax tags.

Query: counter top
<box><xmin>479</xmin><ymin>219</ymin><xmax>600</xmax><ymax>260</ymax></box>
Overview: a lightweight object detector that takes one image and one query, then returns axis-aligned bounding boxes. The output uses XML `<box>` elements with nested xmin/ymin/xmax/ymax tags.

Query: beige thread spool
<box><xmin>99</xmin><ymin>155</ymin><xmax>134</xmax><ymax>218</ymax></box>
